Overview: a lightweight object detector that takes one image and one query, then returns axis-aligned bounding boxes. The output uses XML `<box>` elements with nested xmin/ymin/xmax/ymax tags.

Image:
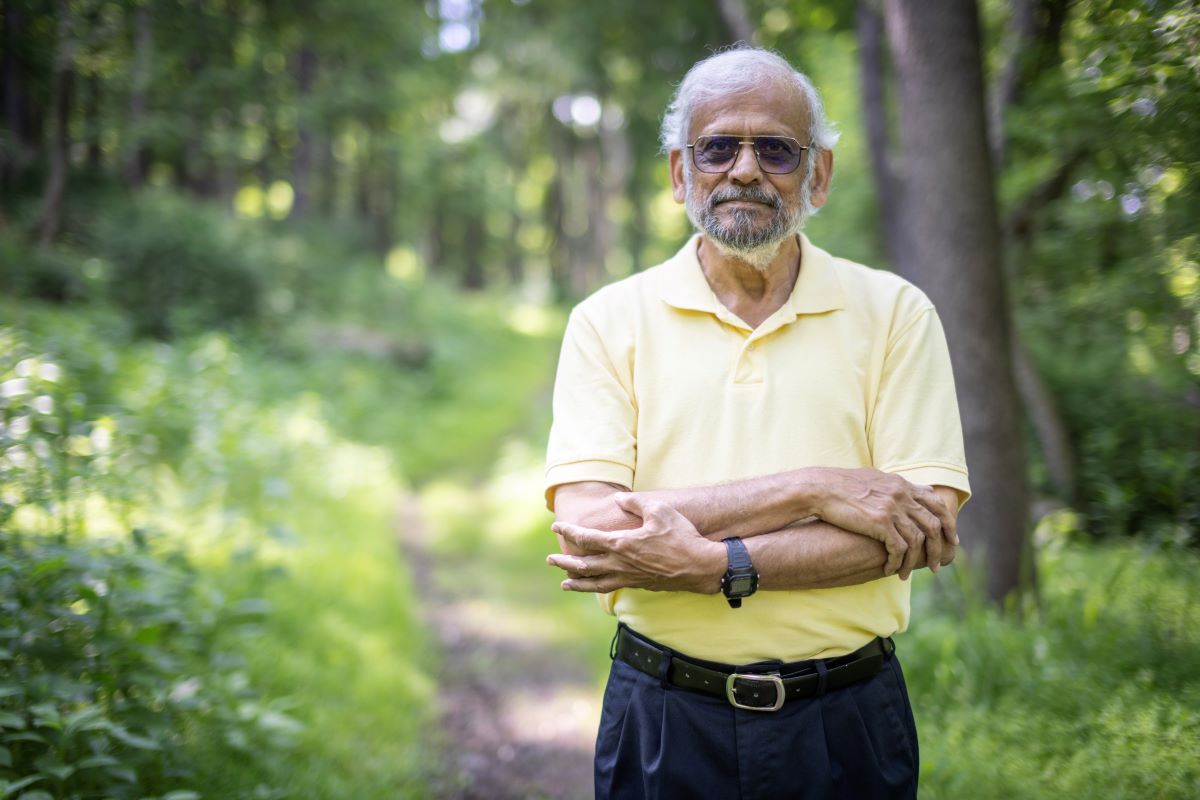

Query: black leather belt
<box><xmin>613</xmin><ymin>624</ymin><xmax>895</xmax><ymax>712</ymax></box>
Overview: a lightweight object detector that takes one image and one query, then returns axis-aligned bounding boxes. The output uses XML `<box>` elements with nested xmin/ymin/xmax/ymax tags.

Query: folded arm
<box><xmin>548</xmin><ymin>477</ymin><xmax>960</xmax><ymax>594</ymax></box>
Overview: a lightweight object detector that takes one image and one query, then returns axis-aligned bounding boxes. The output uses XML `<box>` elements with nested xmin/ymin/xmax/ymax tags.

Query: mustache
<box><xmin>708</xmin><ymin>186</ymin><xmax>782</xmax><ymax>210</ymax></box>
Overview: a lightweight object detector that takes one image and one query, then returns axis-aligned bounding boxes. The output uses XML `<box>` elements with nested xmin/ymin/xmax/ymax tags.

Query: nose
<box><xmin>726</xmin><ymin>140</ymin><xmax>763</xmax><ymax>184</ymax></box>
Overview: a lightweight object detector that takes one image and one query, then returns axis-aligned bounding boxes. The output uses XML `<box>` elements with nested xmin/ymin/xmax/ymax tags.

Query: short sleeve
<box><xmin>544</xmin><ymin>307</ymin><xmax>637</xmax><ymax>509</ymax></box>
<box><xmin>868</xmin><ymin>306</ymin><xmax>972</xmax><ymax>507</ymax></box>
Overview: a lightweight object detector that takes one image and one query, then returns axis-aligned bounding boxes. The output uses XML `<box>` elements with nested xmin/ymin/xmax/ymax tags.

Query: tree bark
<box><xmin>1</xmin><ymin>3</ymin><xmax>31</xmax><ymax>195</ymax></box>
<box><xmin>34</xmin><ymin>0</ymin><xmax>74</xmax><ymax>244</ymax></box>
<box><xmin>884</xmin><ymin>0</ymin><xmax>1032</xmax><ymax>603</ymax></box>
<box><xmin>712</xmin><ymin>0</ymin><xmax>756</xmax><ymax>44</ymax></box>
<box><xmin>291</xmin><ymin>44</ymin><xmax>317</xmax><ymax>217</ymax></box>
<box><xmin>123</xmin><ymin>1</ymin><xmax>152</xmax><ymax>188</ymax></box>
<box><xmin>990</xmin><ymin>0</ymin><xmax>1079</xmax><ymax>505</ymax></box>
<box><xmin>83</xmin><ymin>73</ymin><xmax>104</xmax><ymax>172</ymax></box>
<box><xmin>989</xmin><ymin>0</ymin><xmax>1071</xmax><ymax>165</ymax></box>
<box><xmin>855</xmin><ymin>0</ymin><xmax>915</xmax><ymax>277</ymax></box>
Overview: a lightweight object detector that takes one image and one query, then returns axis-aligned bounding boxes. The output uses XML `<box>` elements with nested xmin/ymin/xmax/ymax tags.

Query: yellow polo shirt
<box><xmin>545</xmin><ymin>233</ymin><xmax>970</xmax><ymax>662</ymax></box>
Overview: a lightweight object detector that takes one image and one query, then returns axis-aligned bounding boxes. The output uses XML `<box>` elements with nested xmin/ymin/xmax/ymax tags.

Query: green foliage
<box><xmin>0</xmin><ymin>326</ymin><xmax>297</xmax><ymax>799</ymax></box>
<box><xmin>1005</xmin><ymin>0</ymin><xmax>1200</xmax><ymax>540</ymax></box>
<box><xmin>906</xmin><ymin>537</ymin><xmax>1200</xmax><ymax>798</ymax></box>
<box><xmin>86</xmin><ymin>191</ymin><xmax>266</xmax><ymax>339</ymax></box>
<box><xmin>0</xmin><ymin>532</ymin><xmax>287</xmax><ymax>800</ymax></box>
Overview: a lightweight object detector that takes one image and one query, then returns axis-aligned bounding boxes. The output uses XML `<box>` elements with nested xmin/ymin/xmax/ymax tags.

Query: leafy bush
<box><xmin>90</xmin><ymin>191</ymin><xmax>265</xmax><ymax>339</ymax></box>
<box><xmin>0</xmin><ymin>236</ymin><xmax>91</xmax><ymax>305</ymax></box>
<box><xmin>0</xmin><ymin>325</ymin><xmax>299</xmax><ymax>800</ymax></box>
<box><xmin>905</xmin><ymin>537</ymin><xmax>1200</xmax><ymax>799</ymax></box>
<box><xmin>0</xmin><ymin>531</ymin><xmax>287</xmax><ymax>800</ymax></box>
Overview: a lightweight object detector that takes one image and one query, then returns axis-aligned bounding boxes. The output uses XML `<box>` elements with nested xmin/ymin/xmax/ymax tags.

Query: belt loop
<box><xmin>656</xmin><ymin>647</ymin><xmax>674</xmax><ymax>689</ymax></box>
<box><xmin>610</xmin><ymin>624</ymin><xmax>622</xmax><ymax>661</ymax></box>
<box><xmin>881</xmin><ymin>636</ymin><xmax>896</xmax><ymax>660</ymax></box>
<box><xmin>814</xmin><ymin>659</ymin><xmax>829</xmax><ymax>697</ymax></box>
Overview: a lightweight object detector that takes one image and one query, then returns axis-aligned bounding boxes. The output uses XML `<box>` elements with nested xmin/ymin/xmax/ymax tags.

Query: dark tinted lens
<box><xmin>754</xmin><ymin>137</ymin><xmax>802</xmax><ymax>173</ymax></box>
<box><xmin>694</xmin><ymin>136</ymin><xmax>740</xmax><ymax>171</ymax></box>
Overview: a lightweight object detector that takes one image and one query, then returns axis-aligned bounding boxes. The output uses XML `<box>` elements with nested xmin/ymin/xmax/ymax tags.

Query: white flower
<box><xmin>0</xmin><ymin>378</ymin><xmax>29</xmax><ymax>398</ymax></box>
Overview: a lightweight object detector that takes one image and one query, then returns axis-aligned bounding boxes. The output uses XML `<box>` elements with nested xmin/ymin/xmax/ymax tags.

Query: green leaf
<box><xmin>109</xmin><ymin>726</ymin><xmax>160</xmax><ymax>751</ymax></box>
<box><xmin>1</xmin><ymin>733</ymin><xmax>42</xmax><ymax>745</ymax></box>
<box><xmin>162</xmin><ymin>792</ymin><xmax>202</xmax><ymax>800</ymax></box>
<box><xmin>0</xmin><ymin>686</ymin><xmax>22</xmax><ymax>700</ymax></box>
<box><xmin>64</xmin><ymin>706</ymin><xmax>109</xmax><ymax>736</ymax></box>
<box><xmin>0</xmin><ymin>776</ymin><xmax>44</xmax><ymax>799</ymax></box>
<box><xmin>30</xmin><ymin>556</ymin><xmax>67</xmax><ymax>577</ymax></box>
<box><xmin>105</xmin><ymin>764</ymin><xmax>137</xmax><ymax>783</ymax></box>
<box><xmin>0</xmin><ymin>746</ymin><xmax>10</xmax><ymax>768</ymax></box>
<box><xmin>75</xmin><ymin>754</ymin><xmax>119</xmax><ymax>769</ymax></box>
<box><xmin>0</xmin><ymin>713</ymin><xmax>25</xmax><ymax>730</ymax></box>
<box><xmin>15</xmin><ymin>791</ymin><xmax>54</xmax><ymax>800</ymax></box>
<box><xmin>232</xmin><ymin>598</ymin><xmax>272</xmax><ymax>617</ymax></box>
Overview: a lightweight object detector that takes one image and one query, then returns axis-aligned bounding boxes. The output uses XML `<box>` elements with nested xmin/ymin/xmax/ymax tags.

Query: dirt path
<box><xmin>396</xmin><ymin>493</ymin><xmax>599</xmax><ymax>799</ymax></box>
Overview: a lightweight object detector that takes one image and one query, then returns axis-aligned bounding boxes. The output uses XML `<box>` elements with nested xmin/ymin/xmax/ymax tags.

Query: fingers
<box><xmin>913</xmin><ymin>507</ymin><xmax>942</xmax><ymax>574</ymax></box>
<box><xmin>882</xmin><ymin>529</ymin><xmax>905</xmax><ymax>576</ymax></box>
<box><xmin>551</xmin><ymin>521</ymin><xmax>613</xmax><ymax>553</ymax></box>
<box><xmin>915</xmin><ymin>488</ymin><xmax>958</xmax><ymax>546</ymax></box>
<box><xmin>898</xmin><ymin>517</ymin><xmax>924</xmax><ymax>581</ymax></box>
<box><xmin>559</xmin><ymin>576</ymin><xmax>622</xmax><ymax>593</ymax></box>
<box><xmin>545</xmin><ymin>552</ymin><xmax>617</xmax><ymax>577</ymax></box>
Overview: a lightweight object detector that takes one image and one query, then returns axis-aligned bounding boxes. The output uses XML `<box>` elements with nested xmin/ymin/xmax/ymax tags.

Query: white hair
<box><xmin>660</xmin><ymin>46</ymin><xmax>840</xmax><ymax>156</ymax></box>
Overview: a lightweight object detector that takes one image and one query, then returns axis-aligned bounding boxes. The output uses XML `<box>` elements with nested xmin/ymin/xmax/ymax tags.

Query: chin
<box><xmin>706</xmin><ymin>237</ymin><xmax>786</xmax><ymax>272</ymax></box>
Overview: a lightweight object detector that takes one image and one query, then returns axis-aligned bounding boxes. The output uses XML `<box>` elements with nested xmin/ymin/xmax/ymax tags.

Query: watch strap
<box><xmin>720</xmin><ymin>537</ymin><xmax>757</xmax><ymax>609</ymax></box>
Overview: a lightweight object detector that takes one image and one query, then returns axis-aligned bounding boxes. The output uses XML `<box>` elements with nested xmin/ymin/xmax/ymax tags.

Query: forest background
<box><xmin>1</xmin><ymin>0</ymin><xmax>1198</xmax><ymax>798</ymax></box>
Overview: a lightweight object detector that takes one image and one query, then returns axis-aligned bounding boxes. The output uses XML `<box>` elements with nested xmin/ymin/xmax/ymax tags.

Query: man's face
<box><xmin>670</xmin><ymin>81</ymin><xmax>833</xmax><ymax>264</ymax></box>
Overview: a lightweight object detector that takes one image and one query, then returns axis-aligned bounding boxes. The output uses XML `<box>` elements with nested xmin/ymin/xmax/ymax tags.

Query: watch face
<box><xmin>729</xmin><ymin>576</ymin><xmax>755</xmax><ymax>595</ymax></box>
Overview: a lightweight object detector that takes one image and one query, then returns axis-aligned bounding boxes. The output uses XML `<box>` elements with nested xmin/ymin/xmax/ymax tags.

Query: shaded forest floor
<box><xmin>397</xmin><ymin>488</ymin><xmax>597</xmax><ymax>799</ymax></box>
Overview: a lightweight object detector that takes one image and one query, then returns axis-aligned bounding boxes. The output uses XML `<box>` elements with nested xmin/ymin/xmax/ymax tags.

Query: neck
<box><xmin>697</xmin><ymin>235</ymin><xmax>802</xmax><ymax>329</ymax></box>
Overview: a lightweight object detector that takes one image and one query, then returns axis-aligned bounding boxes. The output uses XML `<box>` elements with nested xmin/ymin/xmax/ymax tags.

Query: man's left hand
<box><xmin>547</xmin><ymin>492</ymin><xmax>725</xmax><ymax>594</ymax></box>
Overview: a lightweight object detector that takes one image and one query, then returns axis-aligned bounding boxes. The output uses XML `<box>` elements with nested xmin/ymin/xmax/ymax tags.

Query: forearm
<box><xmin>552</xmin><ymin>481</ymin><xmax>639</xmax><ymax>555</ymax></box>
<box><xmin>745</xmin><ymin>521</ymin><xmax>943</xmax><ymax>590</ymax></box>
<box><xmin>643</xmin><ymin>469</ymin><xmax>822</xmax><ymax>540</ymax></box>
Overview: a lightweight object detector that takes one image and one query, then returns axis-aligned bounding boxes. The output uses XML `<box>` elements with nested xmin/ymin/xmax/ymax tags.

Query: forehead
<box><xmin>688</xmin><ymin>80</ymin><xmax>811</xmax><ymax>140</ymax></box>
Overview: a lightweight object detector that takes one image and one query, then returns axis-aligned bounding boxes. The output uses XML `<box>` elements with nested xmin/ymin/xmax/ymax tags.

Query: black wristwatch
<box><xmin>720</xmin><ymin>537</ymin><xmax>758</xmax><ymax>609</ymax></box>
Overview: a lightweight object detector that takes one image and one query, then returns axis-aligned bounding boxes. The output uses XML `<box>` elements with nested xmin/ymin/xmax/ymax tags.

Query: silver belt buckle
<box><xmin>725</xmin><ymin>672</ymin><xmax>785</xmax><ymax>712</ymax></box>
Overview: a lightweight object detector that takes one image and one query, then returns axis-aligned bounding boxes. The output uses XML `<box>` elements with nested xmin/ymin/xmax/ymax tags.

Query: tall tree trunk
<box><xmin>712</xmin><ymin>0</ymin><xmax>756</xmax><ymax>44</ymax></box>
<box><xmin>460</xmin><ymin>215</ymin><xmax>485</xmax><ymax>290</ymax></box>
<box><xmin>505</xmin><ymin>211</ymin><xmax>524</xmax><ymax>286</ymax></box>
<box><xmin>2</xmin><ymin>3</ymin><xmax>31</xmax><ymax>196</ymax></box>
<box><xmin>989</xmin><ymin>0</ymin><xmax>1071</xmax><ymax>165</ymax></box>
<box><xmin>83</xmin><ymin>73</ymin><xmax>103</xmax><ymax>171</ymax></box>
<box><xmin>315</xmin><ymin>131</ymin><xmax>335</xmax><ymax>216</ymax></box>
<box><xmin>124</xmin><ymin>1</ymin><xmax>152</xmax><ymax>188</ymax></box>
<box><xmin>855</xmin><ymin>0</ymin><xmax>915</xmax><ymax>276</ymax></box>
<box><xmin>884</xmin><ymin>0</ymin><xmax>1033</xmax><ymax>604</ymax></box>
<box><xmin>34</xmin><ymin>0</ymin><xmax>74</xmax><ymax>244</ymax></box>
<box><xmin>291</xmin><ymin>45</ymin><xmax>317</xmax><ymax>217</ymax></box>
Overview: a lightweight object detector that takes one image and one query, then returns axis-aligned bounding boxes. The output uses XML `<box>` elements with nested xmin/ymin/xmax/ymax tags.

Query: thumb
<box><xmin>613</xmin><ymin>491</ymin><xmax>645</xmax><ymax>515</ymax></box>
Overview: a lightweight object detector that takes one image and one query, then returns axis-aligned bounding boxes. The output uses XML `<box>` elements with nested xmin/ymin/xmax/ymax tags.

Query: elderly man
<box><xmin>544</xmin><ymin>46</ymin><xmax>969</xmax><ymax>799</ymax></box>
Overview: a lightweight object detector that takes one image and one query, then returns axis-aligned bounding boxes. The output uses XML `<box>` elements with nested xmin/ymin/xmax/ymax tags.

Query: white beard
<box><xmin>683</xmin><ymin>156</ymin><xmax>816</xmax><ymax>272</ymax></box>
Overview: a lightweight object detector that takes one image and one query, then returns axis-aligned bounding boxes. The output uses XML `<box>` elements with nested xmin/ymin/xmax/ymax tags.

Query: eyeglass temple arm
<box><xmin>686</xmin><ymin>140</ymin><xmax>811</xmax><ymax>151</ymax></box>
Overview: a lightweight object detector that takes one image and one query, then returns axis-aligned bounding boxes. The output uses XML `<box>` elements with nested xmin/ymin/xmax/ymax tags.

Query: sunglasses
<box><xmin>687</xmin><ymin>135</ymin><xmax>810</xmax><ymax>175</ymax></box>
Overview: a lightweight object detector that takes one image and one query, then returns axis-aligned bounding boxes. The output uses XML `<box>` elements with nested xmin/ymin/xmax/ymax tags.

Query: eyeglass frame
<box><xmin>685</xmin><ymin>134</ymin><xmax>811</xmax><ymax>175</ymax></box>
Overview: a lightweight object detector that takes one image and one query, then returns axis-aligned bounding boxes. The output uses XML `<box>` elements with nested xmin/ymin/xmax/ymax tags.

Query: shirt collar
<box><xmin>658</xmin><ymin>233</ymin><xmax>846</xmax><ymax>320</ymax></box>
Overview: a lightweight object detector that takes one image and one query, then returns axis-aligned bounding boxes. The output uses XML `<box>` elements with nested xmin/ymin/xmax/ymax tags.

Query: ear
<box><xmin>669</xmin><ymin>149</ymin><xmax>687</xmax><ymax>204</ymax></box>
<box><xmin>808</xmin><ymin>149</ymin><xmax>835</xmax><ymax>209</ymax></box>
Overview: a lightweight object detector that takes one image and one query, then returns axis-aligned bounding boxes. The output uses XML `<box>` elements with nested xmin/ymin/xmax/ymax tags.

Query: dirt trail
<box><xmin>395</xmin><ymin>493</ymin><xmax>598</xmax><ymax>800</ymax></box>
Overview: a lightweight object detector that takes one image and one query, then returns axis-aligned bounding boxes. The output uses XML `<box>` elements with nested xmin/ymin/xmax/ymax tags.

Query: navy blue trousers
<box><xmin>594</xmin><ymin>634</ymin><xmax>920</xmax><ymax>800</ymax></box>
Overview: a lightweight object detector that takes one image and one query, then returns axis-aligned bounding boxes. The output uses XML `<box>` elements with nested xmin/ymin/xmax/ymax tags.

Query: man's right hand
<box><xmin>802</xmin><ymin>468</ymin><xmax>957</xmax><ymax>580</ymax></box>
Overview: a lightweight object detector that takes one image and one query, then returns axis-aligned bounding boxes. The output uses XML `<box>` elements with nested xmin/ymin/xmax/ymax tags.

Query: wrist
<box><xmin>696</xmin><ymin>539</ymin><xmax>726</xmax><ymax>594</ymax></box>
<box><xmin>719</xmin><ymin>537</ymin><xmax>759</xmax><ymax>607</ymax></box>
<box><xmin>792</xmin><ymin>467</ymin><xmax>829</xmax><ymax>519</ymax></box>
